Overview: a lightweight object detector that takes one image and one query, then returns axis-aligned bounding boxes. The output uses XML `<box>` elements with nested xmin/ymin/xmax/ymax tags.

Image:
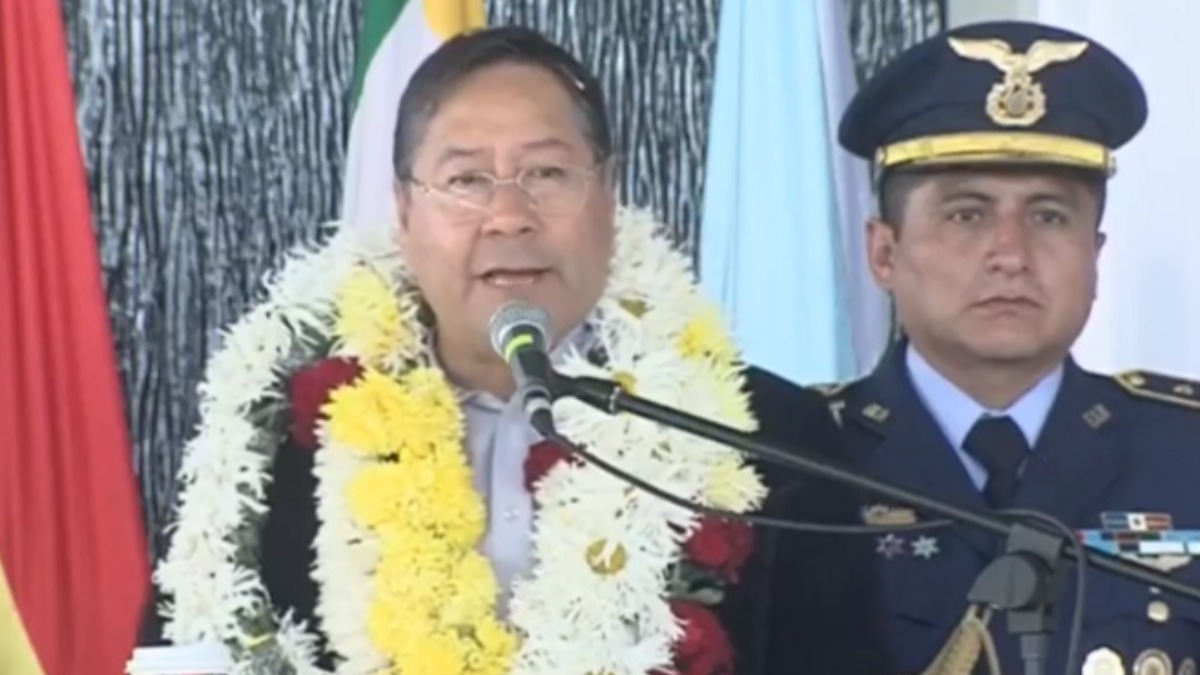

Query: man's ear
<box><xmin>866</xmin><ymin>217</ymin><xmax>899</xmax><ymax>290</ymax></box>
<box><xmin>393</xmin><ymin>179</ymin><xmax>411</xmax><ymax>233</ymax></box>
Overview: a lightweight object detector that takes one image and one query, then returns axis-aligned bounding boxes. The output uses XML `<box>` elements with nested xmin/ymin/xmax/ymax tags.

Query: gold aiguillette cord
<box><xmin>909</xmin><ymin>605</ymin><xmax>1003</xmax><ymax>675</ymax></box>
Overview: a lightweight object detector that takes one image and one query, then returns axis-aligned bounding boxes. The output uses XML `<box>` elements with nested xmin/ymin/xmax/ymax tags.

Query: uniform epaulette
<box><xmin>1113</xmin><ymin>370</ymin><xmax>1200</xmax><ymax>410</ymax></box>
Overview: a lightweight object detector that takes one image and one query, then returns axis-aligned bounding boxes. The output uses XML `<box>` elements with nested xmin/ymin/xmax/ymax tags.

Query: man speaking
<box><xmin>144</xmin><ymin>26</ymin><xmax>890</xmax><ymax>675</ymax></box>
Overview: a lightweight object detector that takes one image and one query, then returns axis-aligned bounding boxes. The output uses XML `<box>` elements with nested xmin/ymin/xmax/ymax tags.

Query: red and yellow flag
<box><xmin>0</xmin><ymin>0</ymin><xmax>150</xmax><ymax>673</ymax></box>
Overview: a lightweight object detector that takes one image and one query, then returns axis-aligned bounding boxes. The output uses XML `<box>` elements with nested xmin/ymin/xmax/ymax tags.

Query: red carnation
<box><xmin>287</xmin><ymin>357</ymin><xmax>364</xmax><ymax>449</ymax></box>
<box><xmin>523</xmin><ymin>440</ymin><xmax>575</xmax><ymax>492</ymax></box>
<box><xmin>682</xmin><ymin>517</ymin><xmax>754</xmax><ymax>583</ymax></box>
<box><xmin>663</xmin><ymin>600</ymin><xmax>734</xmax><ymax>675</ymax></box>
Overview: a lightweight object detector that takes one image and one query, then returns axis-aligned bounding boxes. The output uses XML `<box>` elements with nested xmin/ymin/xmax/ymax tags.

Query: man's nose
<box><xmin>482</xmin><ymin>181</ymin><xmax>538</xmax><ymax>235</ymax></box>
<box><xmin>986</xmin><ymin>212</ymin><xmax>1032</xmax><ymax>274</ymax></box>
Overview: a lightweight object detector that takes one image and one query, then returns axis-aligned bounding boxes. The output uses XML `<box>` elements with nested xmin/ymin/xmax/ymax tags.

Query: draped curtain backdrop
<box><xmin>60</xmin><ymin>0</ymin><xmax>945</xmax><ymax>557</ymax></box>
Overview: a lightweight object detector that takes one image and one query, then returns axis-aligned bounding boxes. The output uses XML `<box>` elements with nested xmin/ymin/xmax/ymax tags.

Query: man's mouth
<box><xmin>481</xmin><ymin>269</ymin><xmax>549</xmax><ymax>286</ymax></box>
<box><xmin>976</xmin><ymin>296</ymin><xmax>1039</xmax><ymax>309</ymax></box>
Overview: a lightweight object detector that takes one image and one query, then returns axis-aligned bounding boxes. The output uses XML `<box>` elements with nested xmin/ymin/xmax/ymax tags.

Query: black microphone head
<box><xmin>489</xmin><ymin>301</ymin><xmax>551</xmax><ymax>359</ymax></box>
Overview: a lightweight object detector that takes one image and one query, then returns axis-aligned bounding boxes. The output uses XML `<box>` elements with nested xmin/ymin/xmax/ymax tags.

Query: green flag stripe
<box><xmin>350</xmin><ymin>0</ymin><xmax>410</xmax><ymax>106</ymax></box>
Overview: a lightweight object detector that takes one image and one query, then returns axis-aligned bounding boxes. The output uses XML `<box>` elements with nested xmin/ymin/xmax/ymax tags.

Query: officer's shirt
<box><xmin>905</xmin><ymin>345</ymin><xmax>1063</xmax><ymax>489</ymax></box>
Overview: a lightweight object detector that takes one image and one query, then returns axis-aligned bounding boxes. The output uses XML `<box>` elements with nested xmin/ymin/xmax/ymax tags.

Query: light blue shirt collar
<box><xmin>905</xmin><ymin>345</ymin><xmax>1064</xmax><ymax>488</ymax></box>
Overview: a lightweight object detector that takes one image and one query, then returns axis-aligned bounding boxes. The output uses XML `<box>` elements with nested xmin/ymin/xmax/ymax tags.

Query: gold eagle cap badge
<box><xmin>947</xmin><ymin>37</ymin><xmax>1089</xmax><ymax>127</ymax></box>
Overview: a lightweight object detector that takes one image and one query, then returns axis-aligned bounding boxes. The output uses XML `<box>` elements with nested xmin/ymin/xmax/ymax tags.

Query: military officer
<box><xmin>827</xmin><ymin>19</ymin><xmax>1200</xmax><ymax>675</ymax></box>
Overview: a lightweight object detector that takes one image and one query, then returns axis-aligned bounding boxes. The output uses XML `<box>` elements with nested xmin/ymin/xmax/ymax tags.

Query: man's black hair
<box><xmin>391</xmin><ymin>26</ymin><xmax>612</xmax><ymax>179</ymax></box>
<box><xmin>877</xmin><ymin>166</ymin><xmax>1109</xmax><ymax>228</ymax></box>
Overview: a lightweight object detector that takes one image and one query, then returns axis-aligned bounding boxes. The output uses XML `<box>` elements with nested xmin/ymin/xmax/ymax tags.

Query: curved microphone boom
<box><xmin>488</xmin><ymin>301</ymin><xmax>558</xmax><ymax>434</ymax></box>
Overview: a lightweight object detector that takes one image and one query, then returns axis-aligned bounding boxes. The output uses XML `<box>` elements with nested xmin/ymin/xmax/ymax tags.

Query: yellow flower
<box><xmin>676</xmin><ymin>303</ymin><xmax>738</xmax><ymax>364</ymax></box>
<box><xmin>367</xmin><ymin>597</ymin><xmax>434</xmax><ymax>655</ymax></box>
<box><xmin>394</xmin><ymin>368</ymin><xmax>463</xmax><ymax>459</ymax></box>
<box><xmin>408</xmin><ymin>457</ymin><xmax>485</xmax><ymax>542</ymax></box>
<box><xmin>334</xmin><ymin>266</ymin><xmax>421</xmax><ymax>367</ymax></box>
<box><xmin>368</xmin><ymin>540</ymin><xmax>459</xmax><ymax>650</ymax></box>
<box><xmin>376</xmin><ymin>524</ymin><xmax>454</xmax><ymax>563</ymax></box>
<box><xmin>374</xmin><ymin>547</ymin><xmax>451</xmax><ymax>617</ymax></box>
<box><xmin>702</xmin><ymin>455</ymin><xmax>767</xmax><ymax>512</ymax></box>
<box><xmin>323</xmin><ymin>369</ymin><xmax>409</xmax><ymax>455</ymax></box>
<box><xmin>392</xmin><ymin>632</ymin><xmax>468</xmax><ymax>674</ymax></box>
<box><xmin>345</xmin><ymin>463</ymin><xmax>407</xmax><ymax>528</ymax></box>
<box><xmin>404</xmin><ymin>367</ymin><xmax>460</xmax><ymax>407</ymax></box>
<box><xmin>324</xmin><ymin>366</ymin><xmax>465</xmax><ymax>462</ymax></box>
<box><xmin>709</xmin><ymin>363</ymin><xmax>756</xmax><ymax>431</ymax></box>
<box><xmin>347</xmin><ymin>460</ymin><xmax>485</xmax><ymax>547</ymax></box>
<box><xmin>438</xmin><ymin>554</ymin><xmax>500</xmax><ymax>628</ymax></box>
<box><xmin>468</xmin><ymin>618</ymin><xmax>519</xmax><ymax>674</ymax></box>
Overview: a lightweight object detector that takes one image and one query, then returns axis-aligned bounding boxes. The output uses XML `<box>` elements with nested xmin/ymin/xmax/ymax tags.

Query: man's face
<box><xmin>867</xmin><ymin>169</ymin><xmax>1105</xmax><ymax>366</ymax></box>
<box><xmin>395</xmin><ymin>62</ymin><xmax>615</xmax><ymax>355</ymax></box>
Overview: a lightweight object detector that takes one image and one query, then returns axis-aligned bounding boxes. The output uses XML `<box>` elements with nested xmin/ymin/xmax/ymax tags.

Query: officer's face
<box><xmin>868</xmin><ymin>169</ymin><xmax>1105</xmax><ymax>366</ymax></box>
<box><xmin>394</xmin><ymin>62</ymin><xmax>615</xmax><ymax>368</ymax></box>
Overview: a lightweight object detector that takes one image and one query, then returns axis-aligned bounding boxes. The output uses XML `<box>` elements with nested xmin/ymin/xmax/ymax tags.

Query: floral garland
<box><xmin>153</xmin><ymin>207</ymin><xmax>767</xmax><ymax>675</ymax></box>
<box><xmin>312</xmin><ymin>283</ymin><xmax>518</xmax><ymax>674</ymax></box>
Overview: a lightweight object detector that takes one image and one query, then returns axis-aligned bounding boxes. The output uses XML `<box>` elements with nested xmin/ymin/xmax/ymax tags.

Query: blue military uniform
<box><xmin>821</xmin><ymin>344</ymin><xmax>1200</xmax><ymax>675</ymax></box>
<box><xmin>833</xmin><ymin>19</ymin><xmax>1200</xmax><ymax>675</ymax></box>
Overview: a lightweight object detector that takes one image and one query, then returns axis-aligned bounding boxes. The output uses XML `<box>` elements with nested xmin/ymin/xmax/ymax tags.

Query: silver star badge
<box><xmin>876</xmin><ymin>533</ymin><xmax>905</xmax><ymax>558</ymax></box>
<box><xmin>912</xmin><ymin>535</ymin><xmax>939</xmax><ymax>559</ymax></box>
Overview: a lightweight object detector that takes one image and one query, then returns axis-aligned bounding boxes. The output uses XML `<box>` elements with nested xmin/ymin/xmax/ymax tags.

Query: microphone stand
<box><xmin>552</xmin><ymin>374</ymin><xmax>1200</xmax><ymax>675</ymax></box>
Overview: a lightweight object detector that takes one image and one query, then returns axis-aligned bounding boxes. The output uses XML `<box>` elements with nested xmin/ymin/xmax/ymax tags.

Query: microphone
<box><xmin>489</xmin><ymin>301</ymin><xmax>558</xmax><ymax>433</ymax></box>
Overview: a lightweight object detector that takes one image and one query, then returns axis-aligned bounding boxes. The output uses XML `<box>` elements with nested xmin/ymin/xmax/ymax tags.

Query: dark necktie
<box><xmin>963</xmin><ymin>415</ymin><xmax>1030</xmax><ymax>509</ymax></box>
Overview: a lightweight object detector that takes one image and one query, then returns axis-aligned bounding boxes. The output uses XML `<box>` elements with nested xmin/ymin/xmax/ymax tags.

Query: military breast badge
<box><xmin>1083</xmin><ymin>647</ymin><xmax>1126</xmax><ymax>675</ymax></box>
<box><xmin>1078</xmin><ymin>511</ymin><xmax>1198</xmax><ymax>573</ymax></box>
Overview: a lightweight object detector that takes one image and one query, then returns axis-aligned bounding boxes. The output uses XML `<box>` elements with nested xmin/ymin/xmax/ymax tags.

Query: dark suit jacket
<box><xmin>142</xmin><ymin>365</ymin><xmax>892</xmax><ymax>675</ymax></box>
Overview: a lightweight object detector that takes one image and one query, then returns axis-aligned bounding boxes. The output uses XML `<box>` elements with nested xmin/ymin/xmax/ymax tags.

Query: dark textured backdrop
<box><xmin>60</xmin><ymin>0</ymin><xmax>944</xmax><ymax>557</ymax></box>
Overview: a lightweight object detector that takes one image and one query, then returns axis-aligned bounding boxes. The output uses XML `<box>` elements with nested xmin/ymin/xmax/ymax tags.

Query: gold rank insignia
<box><xmin>947</xmin><ymin>37</ymin><xmax>1089</xmax><ymax>127</ymax></box>
<box><xmin>862</xmin><ymin>504</ymin><xmax>918</xmax><ymax>526</ymax></box>
<box><xmin>1113</xmin><ymin>370</ymin><xmax>1200</xmax><ymax>410</ymax></box>
<box><xmin>862</xmin><ymin>402</ymin><xmax>890</xmax><ymax>423</ymax></box>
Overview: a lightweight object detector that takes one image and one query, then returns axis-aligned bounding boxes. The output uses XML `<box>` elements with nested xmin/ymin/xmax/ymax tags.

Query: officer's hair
<box><xmin>878</xmin><ymin>170</ymin><xmax>933</xmax><ymax>228</ymax></box>
<box><xmin>878</xmin><ymin>166</ymin><xmax>1108</xmax><ymax>231</ymax></box>
<box><xmin>391</xmin><ymin>26</ymin><xmax>612</xmax><ymax>180</ymax></box>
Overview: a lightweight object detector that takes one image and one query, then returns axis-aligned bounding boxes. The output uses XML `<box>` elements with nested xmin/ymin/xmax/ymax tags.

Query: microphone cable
<box><xmin>533</xmin><ymin>421</ymin><xmax>954</xmax><ymax>538</ymax></box>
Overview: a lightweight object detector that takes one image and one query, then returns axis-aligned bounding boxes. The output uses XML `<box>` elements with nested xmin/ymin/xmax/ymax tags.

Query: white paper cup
<box><xmin>125</xmin><ymin>642</ymin><xmax>233</xmax><ymax>675</ymax></box>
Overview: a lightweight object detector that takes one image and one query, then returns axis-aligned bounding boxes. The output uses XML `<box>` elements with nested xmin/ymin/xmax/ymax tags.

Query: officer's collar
<box><xmin>904</xmin><ymin>344</ymin><xmax>1063</xmax><ymax>450</ymax></box>
<box><xmin>846</xmin><ymin>339</ymin><xmax>1118</xmax><ymax>439</ymax></box>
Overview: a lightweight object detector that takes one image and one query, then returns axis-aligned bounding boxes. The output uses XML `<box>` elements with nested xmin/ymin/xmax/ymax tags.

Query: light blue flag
<box><xmin>700</xmin><ymin>0</ymin><xmax>879</xmax><ymax>385</ymax></box>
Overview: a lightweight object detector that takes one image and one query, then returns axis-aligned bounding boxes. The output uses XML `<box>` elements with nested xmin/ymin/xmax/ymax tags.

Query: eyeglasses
<box><xmin>406</xmin><ymin>163</ymin><xmax>604</xmax><ymax>217</ymax></box>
